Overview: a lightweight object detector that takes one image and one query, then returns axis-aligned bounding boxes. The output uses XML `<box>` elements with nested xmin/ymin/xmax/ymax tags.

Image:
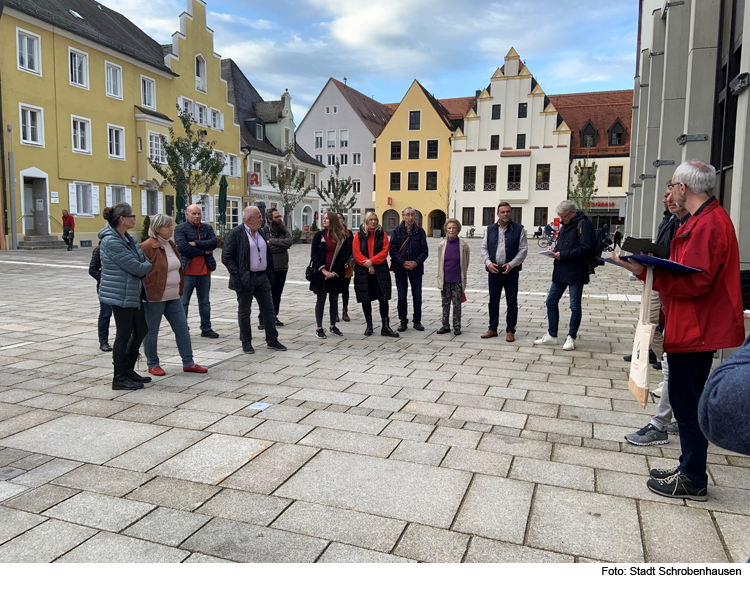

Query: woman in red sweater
<box><xmin>352</xmin><ymin>212</ymin><xmax>398</xmax><ymax>337</ymax></box>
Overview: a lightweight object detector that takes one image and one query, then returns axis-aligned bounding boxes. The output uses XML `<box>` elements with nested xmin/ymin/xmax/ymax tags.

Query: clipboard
<box><xmin>602</xmin><ymin>254</ymin><xmax>703</xmax><ymax>273</ymax></box>
<box><xmin>622</xmin><ymin>237</ymin><xmax>670</xmax><ymax>259</ymax></box>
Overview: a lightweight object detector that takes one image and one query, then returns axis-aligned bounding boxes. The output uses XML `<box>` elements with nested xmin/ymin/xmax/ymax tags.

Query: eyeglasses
<box><xmin>666</xmin><ymin>182</ymin><xmax>681</xmax><ymax>190</ymax></box>
<box><xmin>123</xmin><ymin>215</ymin><xmax>136</xmax><ymax>219</ymax></box>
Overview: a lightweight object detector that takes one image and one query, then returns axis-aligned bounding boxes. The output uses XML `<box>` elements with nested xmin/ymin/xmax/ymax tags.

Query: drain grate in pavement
<box><xmin>0</xmin><ymin>467</ymin><xmax>26</xmax><ymax>480</ymax></box>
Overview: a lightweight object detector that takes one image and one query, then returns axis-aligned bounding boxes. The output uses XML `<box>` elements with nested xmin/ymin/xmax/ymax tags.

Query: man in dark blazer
<box><xmin>389</xmin><ymin>207</ymin><xmax>429</xmax><ymax>332</ymax></box>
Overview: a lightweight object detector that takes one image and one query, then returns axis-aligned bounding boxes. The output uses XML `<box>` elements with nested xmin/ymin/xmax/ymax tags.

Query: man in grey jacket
<box><xmin>258</xmin><ymin>208</ymin><xmax>293</xmax><ymax>329</ymax></box>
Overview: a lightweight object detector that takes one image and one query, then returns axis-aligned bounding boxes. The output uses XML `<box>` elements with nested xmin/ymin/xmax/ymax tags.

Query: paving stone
<box><xmin>196</xmin><ymin>488</ymin><xmax>290</xmax><ymax>525</ymax></box>
<box><xmin>440</xmin><ymin>447</ymin><xmax>512</xmax><ymax>478</ymax></box>
<box><xmin>156</xmin><ymin>409</ymin><xmax>225</xmax><ymax>430</ymax></box>
<box><xmin>8</xmin><ymin>458</ymin><xmax>82</xmax><ymax>488</ymax></box>
<box><xmin>109</xmin><ymin>404</ymin><xmax>174</xmax><ymax>424</ymax></box>
<box><xmin>300</xmin><ymin>409</ymin><xmax>389</xmax><ymax>435</ymax></box>
<box><xmin>640</xmin><ymin>501</ymin><xmax>728</xmax><ymax>562</ymax></box>
<box><xmin>527</xmin><ymin>390</ymin><xmax>612</xmax><ymax>410</ymax></box>
<box><xmin>18</xmin><ymin>393</ymin><xmax>82</xmax><ymax>411</ymax></box>
<box><xmin>0</xmin><ymin>448</ymin><xmax>31</xmax><ymax>465</ymax></box>
<box><xmin>247</xmin><ymin>419</ymin><xmax>314</xmax><ymax>443</ymax></box>
<box><xmin>390</xmin><ymin>440</ymin><xmax>448</xmax><ymax>466</ymax></box>
<box><xmin>547</xmin><ymin>433</ymin><xmax>582</xmax><ymax>446</ymax></box>
<box><xmin>485</xmin><ymin>386</ymin><xmax>527</xmax><ymax>400</ymax></box>
<box><xmin>275</xmin><ymin>450</ymin><xmax>471</xmax><ymax>528</ymax></box>
<box><xmin>51</xmin><ymin>464</ymin><xmax>151</xmax><ymax>497</ymax></box>
<box><xmin>60</xmin><ymin>398</ymin><xmax>134</xmax><ymax>418</ymax></box>
<box><xmin>178</xmin><ymin>396</ymin><xmax>249</xmax><ymax>414</ymax></box>
<box><xmin>252</xmin><ymin>404</ymin><xmax>312</xmax><ymax>424</ymax></box>
<box><xmin>552</xmin><ymin>444</ymin><xmax>648</xmax><ymax>475</ymax></box>
<box><xmin>464</xmin><ymin>537</ymin><xmax>575</xmax><ymax>563</ymax></box>
<box><xmin>525</xmin><ymin>416</ymin><xmax>592</xmax><ymax>437</ymax></box>
<box><xmin>115</xmin><ymin>390</ymin><xmax>196</xmax><ymax>408</ymax></box>
<box><xmin>451</xmin><ymin>406</ymin><xmax>527</xmax><ymax>429</ymax></box>
<box><xmin>222</xmin><ymin>443</ymin><xmax>319</xmax><ymax>494</ymax></box>
<box><xmin>453</xmin><ymin>474</ymin><xmax>534</xmax><ymax>543</ymax></box>
<box><xmin>478</xmin><ymin>433</ymin><xmax>552</xmax><ymax>461</ymax></box>
<box><xmin>57</xmin><ymin>531</ymin><xmax>189</xmax><ymax>563</ymax></box>
<box><xmin>2</xmin><ymin>483</ymin><xmax>79</xmax><ymax>514</ymax></box>
<box><xmin>8</xmin><ymin>452</ymin><xmax>52</xmax><ymax>470</ymax></box>
<box><xmin>394</xmin><ymin>388</ymin><xmax>441</xmax><ymax>403</ymax></box>
<box><xmin>150</xmin><ymin>434</ymin><xmax>269</xmax><ymax>485</ymax></box>
<box><xmin>394</xmin><ymin>523</ymin><xmax>469</xmax><ymax>563</ymax></box>
<box><xmin>299</xmin><ymin>427</ymin><xmax>399</xmax><ymax>458</ymax></box>
<box><xmin>180</xmin><ymin>517</ymin><xmax>327</xmax><ymax>563</ymax></box>
<box><xmin>526</xmin><ymin>485</ymin><xmax>643</xmax><ymax>562</ymax></box>
<box><xmin>0</xmin><ymin>519</ymin><xmax>96</xmax><ymax>563</ymax></box>
<box><xmin>317</xmin><ymin>542</ymin><xmax>414</xmax><ymax>563</ymax></box>
<box><xmin>0</xmin><ymin>409</ymin><xmax>61</xmax><ymax>439</ymax></box>
<box><xmin>0</xmin><ymin>414</ymin><xmax>167</xmax><ymax>464</ymax></box>
<box><xmin>595</xmin><ymin>469</ymin><xmax>683</xmax><ymax>505</ymax></box>
<box><xmin>183</xmin><ymin>552</ymin><xmax>234</xmax><ymax>563</ymax></box>
<box><xmin>205</xmin><ymin>415</ymin><xmax>264</xmax><ymax>436</ymax></box>
<box><xmin>43</xmin><ymin>491</ymin><xmax>155</xmax><ymax>532</ymax></box>
<box><xmin>121</xmin><ymin>507</ymin><xmax>210</xmax><ymax>547</ymax></box>
<box><xmin>686</xmin><ymin>485</ymin><xmax>750</xmax><ymax>516</ymax></box>
<box><xmin>509</xmin><ymin>457</ymin><xmax>595</xmax><ymax>491</ymax></box>
<box><xmin>106</xmin><ymin>428</ymin><xmax>208</xmax><ymax>472</ymax></box>
<box><xmin>0</xmin><ymin>505</ymin><xmax>47</xmax><ymax>544</ymax></box>
<box><xmin>713</xmin><ymin>512</ymin><xmax>750</xmax><ymax>563</ymax></box>
<box><xmin>379</xmin><ymin>420</ymin><xmax>434</xmax><ymax>442</ymax></box>
<box><xmin>401</xmin><ymin>400</ymin><xmax>456</xmax><ymax>419</ymax></box>
<box><xmin>272</xmin><ymin>501</ymin><xmax>406</xmax><ymax>553</ymax></box>
<box><xmin>0</xmin><ymin>480</ymin><xmax>27</xmax><ymax>502</ymax></box>
<box><xmin>707</xmin><ymin>464</ymin><xmax>750</xmax><ymax>490</ymax></box>
<box><xmin>358</xmin><ymin>395</ymin><xmax>407</xmax><ymax>413</ymax></box>
<box><xmin>289</xmin><ymin>388</ymin><xmax>368</xmax><ymax>407</ymax></box>
<box><xmin>126</xmin><ymin>476</ymin><xmax>219</xmax><ymax>511</ymax></box>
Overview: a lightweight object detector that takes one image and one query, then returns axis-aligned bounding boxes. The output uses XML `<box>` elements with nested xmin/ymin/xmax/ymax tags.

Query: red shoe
<box><xmin>183</xmin><ymin>364</ymin><xmax>208</xmax><ymax>373</ymax></box>
<box><xmin>148</xmin><ymin>366</ymin><xmax>166</xmax><ymax>376</ymax></box>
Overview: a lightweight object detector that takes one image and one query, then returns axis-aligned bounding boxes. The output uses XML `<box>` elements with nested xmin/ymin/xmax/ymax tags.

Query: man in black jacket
<box><xmin>174</xmin><ymin>204</ymin><xmax>219</xmax><ymax>338</ymax></box>
<box><xmin>222</xmin><ymin>206</ymin><xmax>286</xmax><ymax>354</ymax></box>
<box><xmin>89</xmin><ymin>242</ymin><xmax>113</xmax><ymax>351</ymax></box>
<box><xmin>389</xmin><ymin>207</ymin><xmax>429</xmax><ymax>331</ymax></box>
<box><xmin>258</xmin><ymin>208</ymin><xmax>293</xmax><ymax>329</ymax></box>
<box><xmin>534</xmin><ymin>200</ymin><xmax>596</xmax><ymax>351</ymax></box>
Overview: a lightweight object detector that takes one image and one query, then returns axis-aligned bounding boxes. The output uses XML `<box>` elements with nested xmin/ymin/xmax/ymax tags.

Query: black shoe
<box><xmin>623</xmin><ymin>354</ymin><xmax>632</xmax><ymax>362</ymax></box>
<box><xmin>329</xmin><ymin>326</ymin><xmax>343</xmax><ymax>337</ymax></box>
<box><xmin>647</xmin><ymin>472</ymin><xmax>707</xmax><ymax>501</ymax></box>
<box><xmin>652</xmin><ymin>362</ymin><xmax>662</xmax><ymax>370</ymax></box>
<box><xmin>364</xmin><ymin>316</ymin><xmax>374</xmax><ymax>336</ymax></box>
<box><xmin>201</xmin><ymin>330</ymin><xmax>219</xmax><ymax>339</ymax></box>
<box><xmin>381</xmin><ymin>318</ymin><xmax>400</xmax><ymax>338</ymax></box>
<box><xmin>258</xmin><ymin>323</ymin><xmax>264</xmax><ymax>330</ymax></box>
<box><xmin>242</xmin><ymin>343</ymin><xmax>255</xmax><ymax>354</ymax></box>
<box><xmin>436</xmin><ymin>326</ymin><xmax>451</xmax><ymax>334</ymax></box>
<box><xmin>649</xmin><ymin>465</ymin><xmax>679</xmax><ymax>480</ymax></box>
<box><xmin>112</xmin><ymin>375</ymin><xmax>144</xmax><ymax>390</ymax></box>
<box><xmin>413</xmin><ymin>322</ymin><xmax>424</xmax><ymax>331</ymax></box>
<box><xmin>316</xmin><ymin>328</ymin><xmax>327</xmax><ymax>339</ymax></box>
<box><xmin>267</xmin><ymin>341</ymin><xmax>287</xmax><ymax>351</ymax></box>
<box><xmin>99</xmin><ymin>342</ymin><xmax>112</xmax><ymax>352</ymax></box>
<box><xmin>275</xmin><ymin>320</ymin><xmax>284</xmax><ymax>327</ymax></box>
<box><xmin>397</xmin><ymin>321</ymin><xmax>408</xmax><ymax>332</ymax></box>
<box><xmin>128</xmin><ymin>370</ymin><xmax>152</xmax><ymax>383</ymax></box>
<box><xmin>454</xmin><ymin>328</ymin><xmax>461</xmax><ymax>336</ymax></box>
<box><xmin>649</xmin><ymin>350</ymin><xmax>658</xmax><ymax>364</ymax></box>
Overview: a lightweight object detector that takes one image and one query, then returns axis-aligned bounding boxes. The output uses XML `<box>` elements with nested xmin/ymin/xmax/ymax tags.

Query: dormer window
<box><xmin>581</xmin><ymin>120</ymin><xmax>597</xmax><ymax>148</ymax></box>
<box><xmin>256</xmin><ymin>122</ymin><xmax>264</xmax><ymax>141</ymax></box>
<box><xmin>609</xmin><ymin>119</ymin><xmax>626</xmax><ymax>146</ymax></box>
<box><xmin>195</xmin><ymin>55</ymin><xmax>206</xmax><ymax>93</ymax></box>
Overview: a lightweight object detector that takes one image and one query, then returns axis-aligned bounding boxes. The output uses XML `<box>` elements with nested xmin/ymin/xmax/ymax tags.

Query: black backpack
<box><xmin>577</xmin><ymin>220</ymin><xmax>604</xmax><ymax>274</ymax></box>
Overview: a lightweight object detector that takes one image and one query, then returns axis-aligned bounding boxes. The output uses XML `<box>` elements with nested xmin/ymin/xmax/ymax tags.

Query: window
<box><xmin>315</xmin><ymin>131</ymin><xmax>323</xmax><ymax>149</ymax></box>
<box><xmin>17</xmin><ymin>29</ymin><xmax>41</xmax><ymax>75</ymax></box>
<box><xmin>196</xmin><ymin>104</ymin><xmax>207</xmax><ymax>126</ymax></box>
<box><xmin>390</xmin><ymin>172</ymin><xmax>401</xmax><ymax>191</ymax></box>
<box><xmin>352</xmin><ymin>179</ymin><xmax>361</xmax><ymax>193</ymax></box>
<box><xmin>484</xmin><ymin>165</ymin><xmax>497</xmax><ymax>190</ymax></box>
<box><xmin>327</xmin><ymin>131</ymin><xmax>335</xmax><ymax>149</ymax></box>
<box><xmin>105</xmin><ymin>62</ymin><xmax>122</xmax><ymax>99</ymax></box>
<box><xmin>254</xmin><ymin>122</ymin><xmax>262</xmax><ymax>139</ymax></box>
<box><xmin>352</xmin><ymin>152</ymin><xmax>362</xmax><ymax>165</ymax></box>
<box><xmin>195</xmin><ymin>55</ymin><xmax>207</xmax><ymax>92</ymax></box>
<box><xmin>490</xmin><ymin>135</ymin><xmax>500</xmax><ymax>150</ymax></box>
<box><xmin>516</xmin><ymin>134</ymin><xmax>526</xmax><ymax>150</ymax></box>
<box><xmin>325</xmin><ymin>106</ymin><xmax>330</xmax><ymax>115</ymax></box>
<box><xmin>534</xmin><ymin>207</ymin><xmax>548</xmax><ymax>226</ymax></box>
<box><xmin>75</xmin><ymin>183</ymin><xmax>93</xmax><ymax>215</ymax></box>
<box><xmin>608</xmin><ymin>166</ymin><xmax>624</xmax><ymax>187</ymax></box>
<box><xmin>340</xmin><ymin>153</ymin><xmax>348</xmax><ymax>165</ymax></box>
<box><xmin>229</xmin><ymin>155</ymin><xmax>239</xmax><ymax>177</ymax></box>
<box><xmin>147</xmin><ymin>190</ymin><xmax>159</xmax><ymax>216</ymax></box>
<box><xmin>426</xmin><ymin>171</ymin><xmax>437</xmax><ymax>191</ymax></box>
<box><xmin>511</xmin><ymin>208</ymin><xmax>523</xmax><ymax>224</ymax></box>
<box><xmin>491</xmin><ymin>104</ymin><xmax>501</xmax><ymax>120</ymax></box>
<box><xmin>408</xmin><ymin>140</ymin><xmax>420</xmax><ymax>160</ymax></box>
<box><xmin>332</xmin><ymin>105</ymin><xmax>338</xmax><ymax>114</ymax></box>
<box><xmin>71</xmin><ymin>116</ymin><xmax>91</xmax><ymax>154</ymax></box>
<box><xmin>211</xmin><ymin>109</ymin><xmax>221</xmax><ymax>130</ymax></box>
<box><xmin>581</xmin><ymin>121</ymin><xmax>597</xmax><ymax>148</ymax></box>
<box><xmin>409</xmin><ymin>110</ymin><xmax>421</xmax><ymax>130</ymax></box>
<box><xmin>108</xmin><ymin>125</ymin><xmax>125</xmax><ymax>159</ymax></box>
<box><xmin>508</xmin><ymin>164</ymin><xmax>521</xmax><ymax>190</ymax></box>
<box><xmin>482</xmin><ymin>207</ymin><xmax>495</xmax><ymax>226</ymax></box>
<box><xmin>19</xmin><ymin>104</ymin><xmax>43</xmax><ymax>147</ymax></box>
<box><xmin>149</xmin><ymin>132</ymin><xmax>167</xmax><ymax>164</ymax></box>
<box><xmin>390</xmin><ymin>141</ymin><xmax>402</xmax><ymax>160</ymax></box>
<box><xmin>111</xmin><ymin>186</ymin><xmax>125</xmax><ymax>204</ymax></box>
<box><xmin>316</xmin><ymin>154</ymin><xmax>323</xmax><ymax>164</ymax></box>
<box><xmin>214</xmin><ymin>150</ymin><xmax>225</xmax><ymax>175</ymax></box>
<box><xmin>141</xmin><ymin>76</ymin><xmax>156</xmax><ymax>109</ymax></box>
<box><xmin>352</xmin><ymin>209</ymin><xmax>362</xmax><ymax>228</ymax></box>
<box><xmin>138</xmin><ymin>138</ymin><xmax>143</xmax><ymax>152</ymax></box>
<box><xmin>518</xmin><ymin>103</ymin><xmax>527</xmax><ymax>118</ymax></box>
<box><xmin>270</xmin><ymin>165</ymin><xmax>278</xmax><ymax>181</ymax></box>
<box><xmin>69</xmin><ymin>48</ymin><xmax>88</xmax><ymax>88</ymax></box>
<box><xmin>463</xmin><ymin>166</ymin><xmax>476</xmax><ymax>190</ymax></box>
<box><xmin>462</xmin><ymin>207</ymin><xmax>475</xmax><ymax>226</ymax></box>
<box><xmin>327</xmin><ymin>154</ymin><xmax>336</xmax><ymax>166</ymax></box>
<box><xmin>311</xmin><ymin>173</ymin><xmax>316</xmax><ymax>187</ymax></box>
<box><xmin>536</xmin><ymin>164</ymin><xmax>550</xmax><ymax>190</ymax></box>
<box><xmin>340</xmin><ymin>130</ymin><xmax>349</xmax><ymax>148</ymax></box>
<box><xmin>179</xmin><ymin>97</ymin><xmax>194</xmax><ymax>118</ymax></box>
<box><xmin>609</xmin><ymin>120</ymin><xmax>626</xmax><ymax>146</ymax></box>
<box><xmin>426</xmin><ymin>140</ymin><xmax>438</xmax><ymax>159</ymax></box>
<box><xmin>407</xmin><ymin>172</ymin><xmax>419</xmax><ymax>191</ymax></box>
<box><xmin>285</xmin><ymin>127</ymin><xmax>292</xmax><ymax>148</ymax></box>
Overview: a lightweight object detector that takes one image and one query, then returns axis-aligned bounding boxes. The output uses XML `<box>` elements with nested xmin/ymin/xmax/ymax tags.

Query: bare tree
<box><xmin>316</xmin><ymin>159</ymin><xmax>357</xmax><ymax>214</ymax></box>
<box><xmin>266</xmin><ymin>146</ymin><xmax>315</xmax><ymax>224</ymax></box>
<box><xmin>567</xmin><ymin>142</ymin><xmax>598</xmax><ymax>213</ymax></box>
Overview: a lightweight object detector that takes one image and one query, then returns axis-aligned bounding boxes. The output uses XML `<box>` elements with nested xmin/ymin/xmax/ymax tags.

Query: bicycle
<box><xmin>537</xmin><ymin>233</ymin><xmax>556</xmax><ymax>249</ymax></box>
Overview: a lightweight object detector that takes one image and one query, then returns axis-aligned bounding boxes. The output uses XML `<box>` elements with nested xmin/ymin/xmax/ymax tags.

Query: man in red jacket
<box><xmin>614</xmin><ymin>160</ymin><xmax>744</xmax><ymax>501</ymax></box>
<box><xmin>62</xmin><ymin>209</ymin><xmax>75</xmax><ymax>251</ymax></box>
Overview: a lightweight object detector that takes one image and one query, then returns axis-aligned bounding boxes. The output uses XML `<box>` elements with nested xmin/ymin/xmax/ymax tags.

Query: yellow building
<box><xmin>374</xmin><ymin>81</ymin><xmax>472</xmax><ymax>236</ymax></box>
<box><xmin>0</xmin><ymin>0</ymin><xmax>242</xmax><ymax>249</ymax></box>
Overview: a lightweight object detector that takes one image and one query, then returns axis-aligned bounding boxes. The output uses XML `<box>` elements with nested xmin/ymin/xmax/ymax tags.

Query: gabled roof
<box><xmin>255</xmin><ymin>101</ymin><xmax>283</xmax><ymax>124</ymax></box>
<box><xmin>381</xmin><ymin>93</ymin><xmax>474</xmax><ymax>131</ymax></box>
<box><xmin>1</xmin><ymin>0</ymin><xmax>175</xmax><ymax>75</ymax></box>
<box><xmin>548</xmin><ymin>90</ymin><xmax>634</xmax><ymax>157</ymax></box>
<box><xmin>330</xmin><ymin>78</ymin><xmax>393</xmax><ymax>137</ymax></box>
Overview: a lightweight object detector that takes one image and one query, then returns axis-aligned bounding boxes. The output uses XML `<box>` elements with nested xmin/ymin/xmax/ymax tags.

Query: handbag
<box><xmin>305</xmin><ymin>258</ymin><xmax>315</xmax><ymax>282</ymax></box>
<box><xmin>389</xmin><ymin>233</ymin><xmax>412</xmax><ymax>272</ymax></box>
<box><xmin>629</xmin><ymin>267</ymin><xmax>656</xmax><ymax>408</ymax></box>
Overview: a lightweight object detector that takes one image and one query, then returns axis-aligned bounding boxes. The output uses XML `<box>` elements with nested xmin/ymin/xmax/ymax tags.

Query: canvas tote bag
<box><xmin>629</xmin><ymin>267</ymin><xmax>656</xmax><ymax>408</ymax></box>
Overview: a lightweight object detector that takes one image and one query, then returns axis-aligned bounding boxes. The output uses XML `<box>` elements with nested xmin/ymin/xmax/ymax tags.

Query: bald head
<box><xmin>186</xmin><ymin>204</ymin><xmax>202</xmax><ymax>227</ymax></box>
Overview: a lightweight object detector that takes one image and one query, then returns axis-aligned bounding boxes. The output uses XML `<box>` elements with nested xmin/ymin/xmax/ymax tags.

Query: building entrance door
<box><xmin>23</xmin><ymin>185</ymin><xmax>34</xmax><ymax>234</ymax></box>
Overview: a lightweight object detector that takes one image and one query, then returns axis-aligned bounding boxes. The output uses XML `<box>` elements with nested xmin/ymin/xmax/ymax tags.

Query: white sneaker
<box><xmin>563</xmin><ymin>335</ymin><xmax>576</xmax><ymax>351</ymax></box>
<box><xmin>534</xmin><ymin>333</ymin><xmax>558</xmax><ymax>345</ymax></box>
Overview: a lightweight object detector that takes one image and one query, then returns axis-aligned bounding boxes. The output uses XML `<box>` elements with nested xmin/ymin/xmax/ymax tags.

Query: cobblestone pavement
<box><xmin>0</xmin><ymin>238</ymin><xmax>748</xmax><ymax>563</ymax></box>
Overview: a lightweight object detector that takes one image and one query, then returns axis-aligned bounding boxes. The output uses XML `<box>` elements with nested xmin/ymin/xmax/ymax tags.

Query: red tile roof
<box><xmin>330</xmin><ymin>78</ymin><xmax>393</xmax><ymax>138</ymax></box>
<box><xmin>380</xmin><ymin>95</ymin><xmax>475</xmax><ymax>129</ymax></box>
<box><xmin>548</xmin><ymin>90</ymin><xmax>633</xmax><ymax>157</ymax></box>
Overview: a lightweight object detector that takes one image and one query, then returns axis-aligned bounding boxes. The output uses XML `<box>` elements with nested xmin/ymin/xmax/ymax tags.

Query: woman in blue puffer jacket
<box><xmin>99</xmin><ymin>203</ymin><xmax>152</xmax><ymax>390</ymax></box>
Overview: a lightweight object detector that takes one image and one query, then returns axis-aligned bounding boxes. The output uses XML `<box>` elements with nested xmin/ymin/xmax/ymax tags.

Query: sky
<box><xmin>98</xmin><ymin>0</ymin><xmax>640</xmax><ymax>122</ymax></box>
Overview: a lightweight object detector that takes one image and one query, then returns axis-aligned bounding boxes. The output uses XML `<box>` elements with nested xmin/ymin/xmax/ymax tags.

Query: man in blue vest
<box><xmin>481</xmin><ymin>202</ymin><xmax>528</xmax><ymax>341</ymax></box>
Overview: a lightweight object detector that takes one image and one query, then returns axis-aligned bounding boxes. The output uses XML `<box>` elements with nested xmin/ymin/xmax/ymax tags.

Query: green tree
<box><xmin>567</xmin><ymin>142</ymin><xmax>598</xmax><ymax>213</ymax></box>
<box><xmin>148</xmin><ymin>107</ymin><xmax>225</xmax><ymax>216</ymax></box>
<box><xmin>266</xmin><ymin>146</ymin><xmax>315</xmax><ymax>225</ymax></box>
<box><xmin>316</xmin><ymin>159</ymin><xmax>357</xmax><ymax>214</ymax></box>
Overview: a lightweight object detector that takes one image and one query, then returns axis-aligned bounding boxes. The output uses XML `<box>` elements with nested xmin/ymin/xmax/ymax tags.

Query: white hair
<box><xmin>242</xmin><ymin>206</ymin><xmax>260</xmax><ymax>222</ymax></box>
<box><xmin>148</xmin><ymin>213</ymin><xmax>173</xmax><ymax>238</ymax></box>
<box><xmin>402</xmin><ymin>206</ymin><xmax>415</xmax><ymax>216</ymax></box>
<box><xmin>555</xmin><ymin>200</ymin><xmax>576</xmax><ymax>215</ymax></box>
<box><xmin>673</xmin><ymin>160</ymin><xmax>716</xmax><ymax>195</ymax></box>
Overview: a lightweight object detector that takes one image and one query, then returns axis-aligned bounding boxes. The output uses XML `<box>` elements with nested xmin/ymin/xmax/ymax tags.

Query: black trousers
<box><xmin>111</xmin><ymin>304</ymin><xmax>148</xmax><ymax>375</ymax></box>
<box><xmin>316</xmin><ymin>292</ymin><xmax>339</xmax><ymax>327</ymax></box>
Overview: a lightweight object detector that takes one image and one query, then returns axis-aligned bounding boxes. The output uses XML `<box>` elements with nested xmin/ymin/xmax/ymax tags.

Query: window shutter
<box><xmin>220</xmin><ymin>112</ymin><xmax>224</xmax><ymax>131</ymax></box>
<box><xmin>125</xmin><ymin>188</ymin><xmax>132</xmax><ymax>206</ymax></box>
<box><xmin>92</xmin><ymin>185</ymin><xmax>100</xmax><ymax>215</ymax></box>
<box><xmin>157</xmin><ymin>191</ymin><xmax>163</xmax><ymax>214</ymax></box>
<box><xmin>192</xmin><ymin>194</ymin><xmax>200</xmax><ymax>205</ymax></box>
<box><xmin>208</xmin><ymin>195</ymin><xmax>214</xmax><ymax>222</ymax></box>
<box><xmin>141</xmin><ymin>190</ymin><xmax>147</xmax><ymax>215</ymax></box>
<box><xmin>105</xmin><ymin>186</ymin><xmax>113</xmax><ymax>207</ymax></box>
<box><xmin>68</xmin><ymin>184</ymin><xmax>78</xmax><ymax>214</ymax></box>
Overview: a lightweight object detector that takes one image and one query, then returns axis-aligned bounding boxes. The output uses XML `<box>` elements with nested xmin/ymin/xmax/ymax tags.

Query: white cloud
<box><xmin>208</xmin><ymin>12</ymin><xmax>276</xmax><ymax>30</ymax></box>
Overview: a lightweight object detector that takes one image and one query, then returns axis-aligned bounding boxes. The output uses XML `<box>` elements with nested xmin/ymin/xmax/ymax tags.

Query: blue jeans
<box><xmin>487</xmin><ymin>270</ymin><xmax>519</xmax><ymax>333</ymax></box>
<box><xmin>545</xmin><ymin>281</ymin><xmax>584</xmax><ymax>339</ymax></box>
<box><xmin>182</xmin><ymin>274</ymin><xmax>212</xmax><ymax>331</ymax></box>
<box><xmin>395</xmin><ymin>273</ymin><xmax>422</xmax><ymax>323</ymax></box>
<box><xmin>143</xmin><ymin>299</ymin><xmax>195</xmax><ymax>368</ymax></box>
